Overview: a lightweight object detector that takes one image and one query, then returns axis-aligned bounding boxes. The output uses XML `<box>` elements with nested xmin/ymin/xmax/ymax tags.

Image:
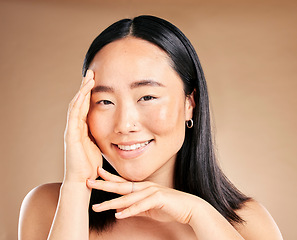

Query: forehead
<box><xmin>91</xmin><ymin>37</ymin><xmax>171</xmax><ymax>65</ymax></box>
<box><xmin>88</xmin><ymin>37</ymin><xmax>185</xmax><ymax>94</ymax></box>
<box><xmin>89</xmin><ymin>37</ymin><xmax>176</xmax><ymax>79</ymax></box>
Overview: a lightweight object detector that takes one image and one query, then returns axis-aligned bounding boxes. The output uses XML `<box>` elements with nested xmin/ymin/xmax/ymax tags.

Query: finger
<box><xmin>78</xmin><ymin>74</ymin><xmax>95</xmax><ymax>101</ymax></box>
<box><xmin>68</xmin><ymin>70</ymin><xmax>94</xmax><ymax>111</ymax></box>
<box><xmin>98</xmin><ymin>167</ymin><xmax>127</xmax><ymax>183</ymax></box>
<box><xmin>79</xmin><ymin>70</ymin><xmax>95</xmax><ymax>119</ymax></box>
<box><xmin>115</xmin><ymin>193</ymin><xmax>162</xmax><ymax>219</ymax></box>
<box><xmin>65</xmin><ymin>83</ymin><xmax>94</xmax><ymax>142</ymax></box>
<box><xmin>66</xmin><ymin>69</ymin><xmax>94</xmax><ymax>138</ymax></box>
<box><xmin>81</xmin><ymin>69</ymin><xmax>94</xmax><ymax>87</ymax></box>
<box><xmin>87</xmin><ymin>178</ymin><xmax>154</xmax><ymax>195</ymax></box>
<box><xmin>87</xmin><ymin>179</ymin><xmax>134</xmax><ymax>195</ymax></box>
<box><xmin>91</xmin><ymin>184</ymin><xmax>158</xmax><ymax>212</ymax></box>
<box><xmin>68</xmin><ymin>78</ymin><xmax>94</xmax><ymax>126</ymax></box>
<box><xmin>68</xmin><ymin>78</ymin><xmax>94</xmax><ymax>116</ymax></box>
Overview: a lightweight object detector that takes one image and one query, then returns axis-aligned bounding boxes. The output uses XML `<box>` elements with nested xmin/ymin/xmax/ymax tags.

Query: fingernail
<box><xmin>115</xmin><ymin>212</ymin><xmax>123</xmax><ymax>218</ymax></box>
<box><xmin>88</xmin><ymin>69</ymin><xmax>94</xmax><ymax>78</ymax></box>
<box><xmin>92</xmin><ymin>204</ymin><xmax>100</xmax><ymax>210</ymax></box>
<box><xmin>87</xmin><ymin>179</ymin><xmax>96</xmax><ymax>184</ymax></box>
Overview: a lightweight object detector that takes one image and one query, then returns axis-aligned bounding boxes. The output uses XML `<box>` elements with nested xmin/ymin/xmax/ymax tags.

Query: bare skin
<box><xmin>19</xmin><ymin>38</ymin><xmax>283</xmax><ymax>240</ymax></box>
<box><xmin>19</xmin><ymin>181</ymin><xmax>282</xmax><ymax>240</ymax></box>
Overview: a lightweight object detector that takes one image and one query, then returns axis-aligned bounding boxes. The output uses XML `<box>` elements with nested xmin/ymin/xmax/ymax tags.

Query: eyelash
<box><xmin>139</xmin><ymin>95</ymin><xmax>156</xmax><ymax>102</ymax></box>
<box><xmin>96</xmin><ymin>100</ymin><xmax>113</xmax><ymax>105</ymax></box>
<box><xmin>95</xmin><ymin>95</ymin><xmax>156</xmax><ymax>105</ymax></box>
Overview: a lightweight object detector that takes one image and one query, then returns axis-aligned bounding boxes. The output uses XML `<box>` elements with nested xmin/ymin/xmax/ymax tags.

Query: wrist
<box><xmin>187</xmin><ymin>196</ymin><xmax>216</xmax><ymax>229</ymax></box>
<box><xmin>63</xmin><ymin>171</ymin><xmax>98</xmax><ymax>184</ymax></box>
<box><xmin>61</xmin><ymin>181</ymin><xmax>92</xmax><ymax>201</ymax></box>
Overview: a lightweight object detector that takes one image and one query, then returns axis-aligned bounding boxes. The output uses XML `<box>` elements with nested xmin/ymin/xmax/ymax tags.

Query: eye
<box><xmin>139</xmin><ymin>95</ymin><xmax>156</xmax><ymax>102</ymax></box>
<box><xmin>96</xmin><ymin>100</ymin><xmax>113</xmax><ymax>105</ymax></box>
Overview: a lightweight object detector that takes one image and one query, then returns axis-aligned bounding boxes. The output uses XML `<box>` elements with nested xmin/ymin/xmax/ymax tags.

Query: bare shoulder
<box><xmin>234</xmin><ymin>199</ymin><xmax>283</xmax><ymax>240</ymax></box>
<box><xmin>19</xmin><ymin>183</ymin><xmax>62</xmax><ymax>240</ymax></box>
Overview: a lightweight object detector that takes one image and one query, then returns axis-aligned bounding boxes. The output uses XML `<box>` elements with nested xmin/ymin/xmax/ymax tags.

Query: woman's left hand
<box><xmin>86</xmin><ymin>167</ymin><xmax>199</xmax><ymax>224</ymax></box>
<box><xmin>86</xmin><ymin>168</ymin><xmax>250</xmax><ymax>240</ymax></box>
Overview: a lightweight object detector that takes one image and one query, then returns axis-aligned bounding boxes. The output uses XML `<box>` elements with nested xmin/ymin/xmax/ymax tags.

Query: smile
<box><xmin>117</xmin><ymin>140</ymin><xmax>151</xmax><ymax>151</ymax></box>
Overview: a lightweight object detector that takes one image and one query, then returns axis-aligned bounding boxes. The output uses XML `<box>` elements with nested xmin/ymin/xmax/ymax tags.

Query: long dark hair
<box><xmin>84</xmin><ymin>15</ymin><xmax>250</xmax><ymax>232</ymax></box>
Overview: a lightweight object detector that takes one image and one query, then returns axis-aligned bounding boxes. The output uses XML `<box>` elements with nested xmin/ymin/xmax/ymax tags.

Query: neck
<box><xmin>145</xmin><ymin>156</ymin><xmax>176</xmax><ymax>188</ymax></box>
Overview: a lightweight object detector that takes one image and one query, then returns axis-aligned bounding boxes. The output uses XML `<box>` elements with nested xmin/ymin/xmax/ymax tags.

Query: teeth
<box><xmin>117</xmin><ymin>141</ymin><xmax>150</xmax><ymax>151</ymax></box>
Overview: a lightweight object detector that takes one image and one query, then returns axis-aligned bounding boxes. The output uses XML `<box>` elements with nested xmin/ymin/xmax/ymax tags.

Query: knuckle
<box><xmin>114</xmin><ymin>184</ymin><xmax>122</xmax><ymax>193</ymax></box>
<box><xmin>120</xmin><ymin>196</ymin><xmax>130</xmax><ymax>206</ymax></box>
<box><xmin>143</xmin><ymin>181</ymin><xmax>156</xmax><ymax>189</ymax></box>
<box><xmin>64</xmin><ymin>127</ymin><xmax>73</xmax><ymax>139</ymax></box>
<box><xmin>152</xmin><ymin>190</ymin><xmax>164</xmax><ymax>201</ymax></box>
<box><xmin>64</xmin><ymin>130</ymin><xmax>69</xmax><ymax>140</ymax></box>
<box><xmin>69</xmin><ymin>97</ymin><xmax>77</xmax><ymax>108</ymax></box>
<box><xmin>127</xmin><ymin>203</ymin><xmax>138</xmax><ymax>214</ymax></box>
<box><xmin>67</xmin><ymin>108</ymin><xmax>75</xmax><ymax>119</ymax></box>
<box><xmin>147</xmin><ymin>185</ymin><xmax>159</xmax><ymax>193</ymax></box>
<box><xmin>68</xmin><ymin>100</ymin><xmax>73</xmax><ymax>108</ymax></box>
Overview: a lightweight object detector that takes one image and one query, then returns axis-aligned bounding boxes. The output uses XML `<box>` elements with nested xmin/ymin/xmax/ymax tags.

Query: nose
<box><xmin>114</xmin><ymin>102</ymin><xmax>139</xmax><ymax>134</ymax></box>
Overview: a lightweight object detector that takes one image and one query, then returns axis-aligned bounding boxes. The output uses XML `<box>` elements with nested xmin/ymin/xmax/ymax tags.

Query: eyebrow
<box><xmin>130</xmin><ymin>80</ymin><xmax>165</xmax><ymax>89</ymax></box>
<box><xmin>92</xmin><ymin>85</ymin><xmax>114</xmax><ymax>93</ymax></box>
<box><xmin>92</xmin><ymin>80</ymin><xmax>165</xmax><ymax>93</ymax></box>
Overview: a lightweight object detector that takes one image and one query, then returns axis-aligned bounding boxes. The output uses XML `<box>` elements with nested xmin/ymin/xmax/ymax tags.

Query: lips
<box><xmin>117</xmin><ymin>140</ymin><xmax>151</xmax><ymax>151</ymax></box>
<box><xmin>113</xmin><ymin>140</ymin><xmax>153</xmax><ymax>159</ymax></box>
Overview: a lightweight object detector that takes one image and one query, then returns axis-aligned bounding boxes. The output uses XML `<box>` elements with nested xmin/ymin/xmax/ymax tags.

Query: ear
<box><xmin>185</xmin><ymin>90</ymin><xmax>196</xmax><ymax>121</ymax></box>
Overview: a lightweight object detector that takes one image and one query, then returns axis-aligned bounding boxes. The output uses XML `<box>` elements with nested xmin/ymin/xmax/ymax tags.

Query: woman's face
<box><xmin>88</xmin><ymin>37</ymin><xmax>194</xmax><ymax>183</ymax></box>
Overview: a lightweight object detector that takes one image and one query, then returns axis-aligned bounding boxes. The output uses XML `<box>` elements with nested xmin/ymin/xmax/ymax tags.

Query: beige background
<box><xmin>0</xmin><ymin>0</ymin><xmax>296</xmax><ymax>239</ymax></box>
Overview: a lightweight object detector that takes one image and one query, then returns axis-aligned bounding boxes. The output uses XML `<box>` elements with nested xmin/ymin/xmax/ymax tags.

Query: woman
<box><xmin>19</xmin><ymin>15</ymin><xmax>283</xmax><ymax>239</ymax></box>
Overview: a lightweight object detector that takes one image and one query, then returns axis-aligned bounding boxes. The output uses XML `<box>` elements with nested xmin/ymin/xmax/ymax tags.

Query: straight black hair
<box><xmin>84</xmin><ymin>15</ymin><xmax>250</xmax><ymax>232</ymax></box>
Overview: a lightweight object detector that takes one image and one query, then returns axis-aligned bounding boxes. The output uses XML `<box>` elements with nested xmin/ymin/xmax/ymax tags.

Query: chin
<box><xmin>111</xmin><ymin>165</ymin><xmax>152</xmax><ymax>182</ymax></box>
<box><xmin>104</xmin><ymin>156</ymin><xmax>153</xmax><ymax>182</ymax></box>
<box><xmin>120</xmin><ymin>170</ymin><xmax>151</xmax><ymax>182</ymax></box>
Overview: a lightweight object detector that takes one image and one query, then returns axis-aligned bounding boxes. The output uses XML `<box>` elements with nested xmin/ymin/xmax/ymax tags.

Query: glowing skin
<box><xmin>87</xmin><ymin>37</ymin><xmax>194</xmax><ymax>185</ymax></box>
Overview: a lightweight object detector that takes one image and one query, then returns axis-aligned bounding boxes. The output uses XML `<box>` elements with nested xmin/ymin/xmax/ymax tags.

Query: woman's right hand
<box><xmin>63</xmin><ymin>70</ymin><xmax>102</xmax><ymax>183</ymax></box>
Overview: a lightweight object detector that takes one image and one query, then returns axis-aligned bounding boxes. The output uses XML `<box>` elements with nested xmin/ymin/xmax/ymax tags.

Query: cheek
<box><xmin>87</xmin><ymin>110</ymin><xmax>110</xmax><ymax>147</ymax></box>
<box><xmin>144</xmin><ymin>99</ymin><xmax>185</xmax><ymax>134</ymax></box>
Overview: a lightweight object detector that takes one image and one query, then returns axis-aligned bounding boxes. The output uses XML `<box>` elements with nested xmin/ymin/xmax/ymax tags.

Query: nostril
<box><xmin>114</xmin><ymin>121</ymin><xmax>139</xmax><ymax>134</ymax></box>
<box><xmin>113</xmin><ymin>105</ymin><xmax>140</xmax><ymax>134</ymax></box>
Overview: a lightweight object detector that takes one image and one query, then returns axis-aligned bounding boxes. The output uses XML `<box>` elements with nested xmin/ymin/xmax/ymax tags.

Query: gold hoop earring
<box><xmin>186</xmin><ymin>119</ymin><xmax>193</xmax><ymax>128</ymax></box>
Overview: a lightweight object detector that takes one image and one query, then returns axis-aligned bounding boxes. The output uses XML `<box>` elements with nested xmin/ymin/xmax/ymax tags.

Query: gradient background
<box><xmin>0</xmin><ymin>0</ymin><xmax>296</xmax><ymax>239</ymax></box>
